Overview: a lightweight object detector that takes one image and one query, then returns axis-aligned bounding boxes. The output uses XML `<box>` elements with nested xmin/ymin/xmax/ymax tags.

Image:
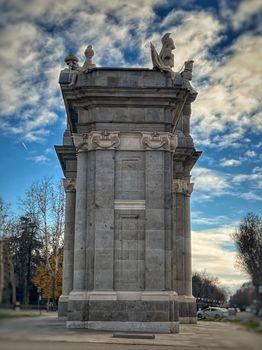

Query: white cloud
<box><xmin>0</xmin><ymin>20</ymin><xmax>64</xmax><ymax>141</ymax></box>
<box><xmin>191</xmin><ymin>166</ymin><xmax>262</xmax><ymax>202</ymax></box>
<box><xmin>191</xmin><ymin>212</ymin><xmax>236</xmax><ymax>226</ymax></box>
<box><xmin>220</xmin><ymin>159</ymin><xmax>241</xmax><ymax>167</ymax></box>
<box><xmin>0</xmin><ymin>1</ymin><xmax>261</xmax><ymax>148</ymax></box>
<box><xmin>240</xmin><ymin>192</ymin><xmax>262</xmax><ymax>201</ymax></box>
<box><xmin>192</xmin><ymin>33</ymin><xmax>262</xmax><ymax>148</ymax></box>
<box><xmin>221</xmin><ymin>0</ymin><xmax>262</xmax><ymax>30</ymax></box>
<box><xmin>253</xmin><ymin>166</ymin><xmax>262</xmax><ymax>173</ymax></box>
<box><xmin>233</xmin><ymin>173</ymin><xmax>262</xmax><ymax>184</ymax></box>
<box><xmin>26</xmin><ymin>155</ymin><xmax>49</xmax><ymax>163</ymax></box>
<box><xmin>192</xmin><ymin>166</ymin><xmax>231</xmax><ymax>197</ymax></box>
<box><xmin>192</xmin><ymin>225</ymin><xmax>249</xmax><ymax>291</ymax></box>
<box><xmin>245</xmin><ymin>150</ymin><xmax>256</xmax><ymax>158</ymax></box>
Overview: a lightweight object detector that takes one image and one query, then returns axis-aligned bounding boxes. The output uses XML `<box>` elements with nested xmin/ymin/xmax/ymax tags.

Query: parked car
<box><xmin>197</xmin><ymin>307</ymin><xmax>229</xmax><ymax>319</ymax></box>
<box><xmin>228</xmin><ymin>308</ymin><xmax>237</xmax><ymax>316</ymax></box>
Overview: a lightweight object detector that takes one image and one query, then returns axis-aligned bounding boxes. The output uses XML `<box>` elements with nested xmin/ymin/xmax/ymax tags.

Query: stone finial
<box><xmin>82</xmin><ymin>45</ymin><xmax>96</xmax><ymax>71</ymax></box>
<box><xmin>62</xmin><ymin>46</ymin><xmax>96</xmax><ymax>88</ymax></box>
<box><xmin>64</xmin><ymin>54</ymin><xmax>79</xmax><ymax>70</ymax></box>
<box><xmin>150</xmin><ymin>33</ymin><xmax>175</xmax><ymax>72</ymax></box>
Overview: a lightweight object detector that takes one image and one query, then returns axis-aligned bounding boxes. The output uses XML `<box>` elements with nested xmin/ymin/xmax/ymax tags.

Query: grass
<box><xmin>225</xmin><ymin>319</ymin><xmax>262</xmax><ymax>333</ymax></box>
<box><xmin>0</xmin><ymin>312</ymin><xmax>40</xmax><ymax>320</ymax></box>
<box><xmin>199</xmin><ymin>317</ymin><xmax>262</xmax><ymax>333</ymax></box>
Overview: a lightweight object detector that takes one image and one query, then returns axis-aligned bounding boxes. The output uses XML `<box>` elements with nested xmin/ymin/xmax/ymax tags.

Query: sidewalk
<box><xmin>0</xmin><ymin>313</ymin><xmax>261</xmax><ymax>349</ymax></box>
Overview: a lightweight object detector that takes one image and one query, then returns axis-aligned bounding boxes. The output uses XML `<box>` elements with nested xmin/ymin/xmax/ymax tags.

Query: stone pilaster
<box><xmin>67</xmin><ymin>135</ymin><xmax>89</xmax><ymax>325</ymax></box>
<box><xmin>172</xmin><ymin>179</ymin><xmax>193</xmax><ymax>295</ymax></box>
<box><xmin>172</xmin><ymin>178</ymin><xmax>196</xmax><ymax>323</ymax></box>
<box><xmin>58</xmin><ymin>178</ymin><xmax>76</xmax><ymax>318</ymax></box>
<box><xmin>93</xmin><ymin>150</ymin><xmax>115</xmax><ymax>290</ymax></box>
<box><xmin>145</xmin><ymin>151</ymin><xmax>165</xmax><ymax>291</ymax></box>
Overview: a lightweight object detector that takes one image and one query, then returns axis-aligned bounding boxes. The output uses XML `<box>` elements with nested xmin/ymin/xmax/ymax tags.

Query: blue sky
<box><xmin>0</xmin><ymin>0</ymin><xmax>261</xmax><ymax>293</ymax></box>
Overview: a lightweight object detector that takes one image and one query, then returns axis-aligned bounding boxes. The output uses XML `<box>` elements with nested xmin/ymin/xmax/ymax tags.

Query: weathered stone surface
<box><xmin>56</xmin><ymin>55</ymin><xmax>200</xmax><ymax>332</ymax></box>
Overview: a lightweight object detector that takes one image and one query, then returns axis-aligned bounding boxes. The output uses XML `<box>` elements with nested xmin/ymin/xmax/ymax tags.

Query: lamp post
<box><xmin>37</xmin><ymin>288</ymin><xmax>42</xmax><ymax>315</ymax></box>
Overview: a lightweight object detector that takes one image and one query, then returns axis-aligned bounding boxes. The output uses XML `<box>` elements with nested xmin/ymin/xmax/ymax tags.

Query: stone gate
<box><xmin>56</xmin><ymin>34</ymin><xmax>201</xmax><ymax>333</ymax></box>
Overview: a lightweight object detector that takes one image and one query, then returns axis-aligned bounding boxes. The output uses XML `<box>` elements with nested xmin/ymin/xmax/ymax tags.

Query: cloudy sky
<box><xmin>0</xmin><ymin>0</ymin><xmax>261</xmax><ymax>293</ymax></box>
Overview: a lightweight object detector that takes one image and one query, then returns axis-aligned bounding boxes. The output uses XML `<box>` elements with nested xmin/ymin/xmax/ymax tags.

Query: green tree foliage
<box><xmin>15</xmin><ymin>217</ymin><xmax>42</xmax><ymax>304</ymax></box>
<box><xmin>232</xmin><ymin>213</ymin><xmax>262</xmax><ymax>314</ymax></box>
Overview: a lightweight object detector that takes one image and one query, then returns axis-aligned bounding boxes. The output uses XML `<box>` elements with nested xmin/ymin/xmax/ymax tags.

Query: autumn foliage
<box><xmin>32</xmin><ymin>251</ymin><xmax>63</xmax><ymax>300</ymax></box>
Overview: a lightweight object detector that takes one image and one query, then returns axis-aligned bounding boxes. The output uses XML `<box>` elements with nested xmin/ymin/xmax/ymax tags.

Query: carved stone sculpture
<box><xmin>151</xmin><ymin>33</ymin><xmax>175</xmax><ymax>72</ymax></box>
<box><xmin>159</xmin><ymin>33</ymin><xmax>175</xmax><ymax>68</ymax></box>
<box><xmin>181</xmin><ymin>60</ymin><xmax>197</xmax><ymax>96</ymax></box>
<box><xmin>64</xmin><ymin>45</ymin><xmax>96</xmax><ymax>87</ymax></box>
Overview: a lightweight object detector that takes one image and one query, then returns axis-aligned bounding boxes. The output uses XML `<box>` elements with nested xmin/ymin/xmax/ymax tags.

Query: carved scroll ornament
<box><xmin>73</xmin><ymin>131</ymin><xmax>120</xmax><ymax>152</ymax></box>
<box><xmin>141</xmin><ymin>132</ymin><xmax>177</xmax><ymax>152</ymax></box>
<box><xmin>91</xmin><ymin>130</ymin><xmax>120</xmax><ymax>149</ymax></box>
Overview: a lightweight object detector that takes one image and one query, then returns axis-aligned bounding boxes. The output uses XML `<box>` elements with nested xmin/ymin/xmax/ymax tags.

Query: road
<box><xmin>0</xmin><ymin>313</ymin><xmax>261</xmax><ymax>350</ymax></box>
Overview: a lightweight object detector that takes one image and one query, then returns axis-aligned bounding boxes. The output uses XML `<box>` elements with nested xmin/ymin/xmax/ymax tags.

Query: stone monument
<box><xmin>56</xmin><ymin>34</ymin><xmax>201</xmax><ymax>333</ymax></box>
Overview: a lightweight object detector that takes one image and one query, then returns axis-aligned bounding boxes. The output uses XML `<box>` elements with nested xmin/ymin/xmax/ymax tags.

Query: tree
<box><xmin>32</xmin><ymin>249</ymin><xmax>63</xmax><ymax>301</ymax></box>
<box><xmin>230</xmin><ymin>282</ymin><xmax>255</xmax><ymax>310</ymax></box>
<box><xmin>232</xmin><ymin>213</ymin><xmax>262</xmax><ymax>315</ymax></box>
<box><xmin>15</xmin><ymin>217</ymin><xmax>42</xmax><ymax>304</ymax></box>
<box><xmin>0</xmin><ymin>197</ymin><xmax>17</xmax><ymax>305</ymax></box>
<box><xmin>0</xmin><ymin>197</ymin><xmax>8</xmax><ymax>303</ymax></box>
<box><xmin>192</xmin><ymin>272</ymin><xmax>227</xmax><ymax>308</ymax></box>
<box><xmin>21</xmin><ymin>177</ymin><xmax>65</xmax><ymax>305</ymax></box>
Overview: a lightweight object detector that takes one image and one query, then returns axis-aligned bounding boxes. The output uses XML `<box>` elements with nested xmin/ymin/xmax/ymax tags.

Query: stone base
<box><xmin>66</xmin><ymin>291</ymin><xmax>179</xmax><ymax>333</ymax></box>
<box><xmin>67</xmin><ymin>321</ymin><xmax>179</xmax><ymax>333</ymax></box>
<box><xmin>58</xmin><ymin>295</ymin><xmax>69</xmax><ymax>319</ymax></box>
<box><xmin>175</xmin><ymin>296</ymin><xmax>197</xmax><ymax>324</ymax></box>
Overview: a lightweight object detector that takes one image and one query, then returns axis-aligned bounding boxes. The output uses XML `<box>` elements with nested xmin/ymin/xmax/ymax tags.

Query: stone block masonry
<box><xmin>56</xmin><ymin>35</ymin><xmax>201</xmax><ymax>333</ymax></box>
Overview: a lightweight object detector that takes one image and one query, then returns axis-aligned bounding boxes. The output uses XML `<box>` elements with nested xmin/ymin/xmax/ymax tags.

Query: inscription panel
<box><xmin>115</xmin><ymin>152</ymin><xmax>145</xmax><ymax>200</ymax></box>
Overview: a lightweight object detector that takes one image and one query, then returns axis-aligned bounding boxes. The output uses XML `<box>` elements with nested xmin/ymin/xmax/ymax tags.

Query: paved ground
<box><xmin>0</xmin><ymin>313</ymin><xmax>261</xmax><ymax>350</ymax></box>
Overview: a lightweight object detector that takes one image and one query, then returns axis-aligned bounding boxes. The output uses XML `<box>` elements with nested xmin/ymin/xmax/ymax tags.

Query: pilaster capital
<box><xmin>72</xmin><ymin>133</ymin><xmax>89</xmax><ymax>153</ymax></box>
<box><xmin>172</xmin><ymin>179</ymin><xmax>194</xmax><ymax>196</ymax></box>
<box><xmin>141</xmin><ymin>132</ymin><xmax>177</xmax><ymax>152</ymax></box>
<box><xmin>63</xmin><ymin>178</ymin><xmax>76</xmax><ymax>192</ymax></box>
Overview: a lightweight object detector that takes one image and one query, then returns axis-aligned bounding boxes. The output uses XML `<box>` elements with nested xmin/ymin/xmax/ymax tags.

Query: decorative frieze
<box><xmin>72</xmin><ymin>131</ymin><xmax>178</xmax><ymax>153</ymax></box>
<box><xmin>63</xmin><ymin>178</ymin><xmax>76</xmax><ymax>192</ymax></box>
<box><xmin>172</xmin><ymin>179</ymin><xmax>194</xmax><ymax>196</ymax></box>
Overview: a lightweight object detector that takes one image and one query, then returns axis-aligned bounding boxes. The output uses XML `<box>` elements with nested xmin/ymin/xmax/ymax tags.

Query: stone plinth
<box><xmin>56</xmin><ymin>66</ymin><xmax>201</xmax><ymax>332</ymax></box>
